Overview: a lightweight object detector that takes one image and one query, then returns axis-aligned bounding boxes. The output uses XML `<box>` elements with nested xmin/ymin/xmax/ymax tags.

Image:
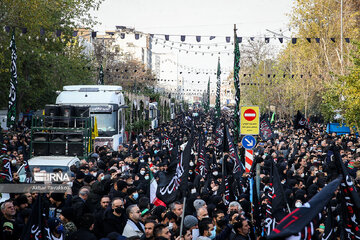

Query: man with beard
<box><xmin>141</xmin><ymin>219</ymin><xmax>156</xmax><ymax>240</ymax></box>
<box><xmin>102</xmin><ymin>198</ymin><xmax>127</xmax><ymax>237</ymax></box>
<box><xmin>122</xmin><ymin>204</ymin><xmax>145</xmax><ymax>238</ymax></box>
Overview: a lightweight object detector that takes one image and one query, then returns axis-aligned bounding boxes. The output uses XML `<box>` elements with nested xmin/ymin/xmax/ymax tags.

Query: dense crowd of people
<box><xmin>0</xmin><ymin>113</ymin><xmax>359</xmax><ymax>240</ymax></box>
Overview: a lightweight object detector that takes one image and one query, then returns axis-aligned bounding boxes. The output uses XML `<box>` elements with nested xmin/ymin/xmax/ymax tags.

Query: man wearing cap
<box><xmin>1</xmin><ymin>201</ymin><xmax>20</xmax><ymax>240</ymax></box>
<box><xmin>110</xmin><ymin>180</ymin><xmax>128</xmax><ymax>199</ymax></box>
<box><xmin>48</xmin><ymin>192</ymin><xmax>65</xmax><ymax>219</ymax></box>
<box><xmin>184</xmin><ymin>215</ymin><xmax>199</xmax><ymax>231</ymax></box>
<box><xmin>193</xmin><ymin>199</ymin><xmax>207</xmax><ymax>212</ymax></box>
<box><xmin>125</xmin><ymin>187</ymin><xmax>139</xmax><ymax>208</ymax></box>
<box><xmin>14</xmin><ymin>194</ymin><xmax>29</xmax><ymax>232</ymax></box>
<box><xmin>47</xmin><ymin>217</ymin><xmax>64</xmax><ymax>240</ymax></box>
<box><xmin>68</xmin><ymin>213</ymin><xmax>96</xmax><ymax>240</ymax></box>
<box><xmin>60</xmin><ymin>207</ymin><xmax>77</xmax><ymax>240</ymax></box>
<box><xmin>72</xmin><ymin>171</ymin><xmax>85</xmax><ymax>196</ymax></box>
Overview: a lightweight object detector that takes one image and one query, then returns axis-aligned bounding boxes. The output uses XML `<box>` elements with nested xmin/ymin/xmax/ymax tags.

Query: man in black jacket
<box><xmin>102</xmin><ymin>198</ymin><xmax>127</xmax><ymax>237</ymax></box>
<box><xmin>93</xmin><ymin>195</ymin><xmax>110</xmax><ymax>238</ymax></box>
<box><xmin>72</xmin><ymin>186</ymin><xmax>92</xmax><ymax>225</ymax></box>
<box><xmin>71</xmin><ymin>171</ymin><xmax>85</xmax><ymax>196</ymax></box>
<box><xmin>231</xmin><ymin>218</ymin><xmax>251</xmax><ymax>240</ymax></box>
<box><xmin>69</xmin><ymin>213</ymin><xmax>96</xmax><ymax>240</ymax></box>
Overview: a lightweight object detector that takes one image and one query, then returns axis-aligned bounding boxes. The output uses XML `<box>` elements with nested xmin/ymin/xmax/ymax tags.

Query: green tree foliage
<box><xmin>227</xmin><ymin>0</ymin><xmax>359</xmax><ymax>119</ymax></box>
<box><xmin>0</xmin><ymin>0</ymin><xmax>103</xmax><ymax>112</ymax></box>
<box><xmin>323</xmin><ymin>41</ymin><xmax>360</xmax><ymax>131</ymax></box>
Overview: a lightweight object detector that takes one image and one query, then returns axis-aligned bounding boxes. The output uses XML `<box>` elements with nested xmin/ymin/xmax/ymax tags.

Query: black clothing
<box><xmin>72</xmin><ymin>180</ymin><xmax>84</xmax><ymax>196</ymax></box>
<box><xmin>69</xmin><ymin>228</ymin><xmax>97</xmax><ymax>240</ymax></box>
<box><xmin>93</xmin><ymin>207</ymin><xmax>106</xmax><ymax>238</ymax></box>
<box><xmin>102</xmin><ymin>208</ymin><xmax>127</xmax><ymax>236</ymax></box>
<box><xmin>71</xmin><ymin>196</ymin><xmax>93</xmax><ymax>225</ymax></box>
<box><xmin>0</xmin><ymin>217</ymin><xmax>20</xmax><ymax>240</ymax></box>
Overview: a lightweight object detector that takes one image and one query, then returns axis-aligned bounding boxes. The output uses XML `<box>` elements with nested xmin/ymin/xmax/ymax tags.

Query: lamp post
<box><xmin>340</xmin><ymin>0</ymin><xmax>343</xmax><ymax>69</ymax></box>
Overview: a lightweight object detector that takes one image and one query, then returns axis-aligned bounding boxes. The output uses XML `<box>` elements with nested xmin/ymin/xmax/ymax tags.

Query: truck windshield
<box><xmin>93</xmin><ymin>112</ymin><xmax>117</xmax><ymax>137</ymax></box>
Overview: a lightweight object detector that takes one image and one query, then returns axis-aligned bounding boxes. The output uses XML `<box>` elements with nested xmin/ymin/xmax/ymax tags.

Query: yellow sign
<box><xmin>240</xmin><ymin>106</ymin><xmax>260</xmax><ymax>135</ymax></box>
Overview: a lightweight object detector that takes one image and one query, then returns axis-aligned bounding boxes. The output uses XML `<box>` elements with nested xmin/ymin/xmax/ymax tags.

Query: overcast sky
<box><xmin>92</xmin><ymin>0</ymin><xmax>294</xmax><ymax>37</ymax></box>
<box><xmin>91</xmin><ymin>0</ymin><xmax>295</xmax><ymax>86</ymax></box>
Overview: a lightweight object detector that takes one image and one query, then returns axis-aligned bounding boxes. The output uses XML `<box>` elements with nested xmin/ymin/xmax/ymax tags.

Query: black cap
<box><xmin>76</xmin><ymin>171</ymin><xmax>85</xmax><ymax>179</ymax></box>
<box><xmin>61</xmin><ymin>207</ymin><xmax>75</xmax><ymax>221</ymax></box>
<box><xmin>84</xmin><ymin>175</ymin><xmax>96</xmax><ymax>184</ymax></box>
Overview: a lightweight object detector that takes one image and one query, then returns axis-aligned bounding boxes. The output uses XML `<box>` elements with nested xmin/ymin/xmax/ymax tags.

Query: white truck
<box><xmin>56</xmin><ymin>85</ymin><xmax>127</xmax><ymax>151</ymax></box>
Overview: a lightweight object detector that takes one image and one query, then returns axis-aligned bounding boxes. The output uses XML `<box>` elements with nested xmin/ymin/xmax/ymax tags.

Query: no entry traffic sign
<box><xmin>240</xmin><ymin>106</ymin><xmax>260</xmax><ymax>135</ymax></box>
<box><xmin>243</xmin><ymin>109</ymin><xmax>256</xmax><ymax>121</ymax></box>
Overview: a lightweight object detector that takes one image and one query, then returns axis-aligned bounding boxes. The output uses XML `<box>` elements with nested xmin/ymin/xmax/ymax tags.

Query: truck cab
<box><xmin>56</xmin><ymin>85</ymin><xmax>126</xmax><ymax>151</ymax></box>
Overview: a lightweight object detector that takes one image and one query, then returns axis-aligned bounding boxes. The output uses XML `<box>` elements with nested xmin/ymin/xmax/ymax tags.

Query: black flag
<box><xmin>220</xmin><ymin>159</ymin><xmax>230</xmax><ymax>205</ymax></box>
<box><xmin>331</xmin><ymin>147</ymin><xmax>360</xmax><ymax>239</ymax></box>
<box><xmin>260</xmin><ymin>117</ymin><xmax>274</xmax><ymax>141</ymax></box>
<box><xmin>137</xmin><ymin>135</ymin><xmax>146</xmax><ymax>156</ymax></box>
<box><xmin>98</xmin><ymin>64</ymin><xmax>104</xmax><ymax>85</ymax></box>
<box><xmin>22</xmin><ymin>195</ymin><xmax>51</xmax><ymax>239</ymax></box>
<box><xmin>322</xmin><ymin>205</ymin><xmax>335</xmax><ymax>240</ymax></box>
<box><xmin>268</xmin><ymin>176</ymin><xmax>342</xmax><ymax>239</ymax></box>
<box><xmin>294</xmin><ymin>111</ymin><xmax>310</xmax><ymax>130</ymax></box>
<box><xmin>195</xmin><ymin>132</ymin><xmax>208</xmax><ymax>177</ymax></box>
<box><xmin>24</xmin><ymin>157</ymin><xmax>33</xmax><ymax>183</ymax></box>
<box><xmin>7</xmin><ymin>30</ymin><xmax>18</xmax><ymax>129</ymax></box>
<box><xmin>157</xmin><ymin>129</ymin><xmax>193</xmax><ymax>204</ymax></box>
<box><xmin>263</xmin><ymin>158</ymin><xmax>287</xmax><ymax>236</ymax></box>
<box><xmin>214</xmin><ymin>120</ymin><xmax>224</xmax><ymax>153</ymax></box>
<box><xmin>225</xmin><ymin>125</ymin><xmax>242</xmax><ymax>175</ymax></box>
<box><xmin>0</xmin><ymin>154</ymin><xmax>13</xmax><ymax>182</ymax></box>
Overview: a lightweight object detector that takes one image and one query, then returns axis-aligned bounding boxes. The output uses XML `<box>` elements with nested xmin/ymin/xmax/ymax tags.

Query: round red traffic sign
<box><xmin>244</xmin><ymin>109</ymin><xmax>256</xmax><ymax>121</ymax></box>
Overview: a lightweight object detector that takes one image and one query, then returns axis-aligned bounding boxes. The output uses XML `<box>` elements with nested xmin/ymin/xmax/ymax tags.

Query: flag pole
<box><xmin>179</xmin><ymin>196</ymin><xmax>186</xmax><ymax>237</ymax></box>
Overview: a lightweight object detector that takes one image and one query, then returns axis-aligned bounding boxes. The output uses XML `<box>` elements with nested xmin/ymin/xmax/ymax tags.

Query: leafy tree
<box><xmin>93</xmin><ymin>38</ymin><xmax>156</xmax><ymax>91</ymax></box>
<box><xmin>0</xmin><ymin>0</ymin><xmax>103</xmax><ymax>112</ymax></box>
<box><xmin>226</xmin><ymin>0</ymin><xmax>360</xmax><ymax>119</ymax></box>
<box><xmin>323</xmin><ymin>41</ymin><xmax>360</xmax><ymax>131</ymax></box>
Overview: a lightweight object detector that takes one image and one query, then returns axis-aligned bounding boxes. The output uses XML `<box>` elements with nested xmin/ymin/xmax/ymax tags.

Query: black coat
<box><xmin>102</xmin><ymin>208</ymin><xmax>127</xmax><ymax>236</ymax></box>
<box><xmin>71</xmin><ymin>179</ymin><xmax>84</xmax><ymax>196</ymax></box>
<box><xmin>93</xmin><ymin>208</ymin><xmax>106</xmax><ymax>238</ymax></box>
<box><xmin>68</xmin><ymin>228</ymin><xmax>97</xmax><ymax>240</ymax></box>
<box><xmin>71</xmin><ymin>196</ymin><xmax>93</xmax><ymax>225</ymax></box>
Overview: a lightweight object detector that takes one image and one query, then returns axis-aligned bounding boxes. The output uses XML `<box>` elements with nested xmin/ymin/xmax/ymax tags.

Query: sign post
<box><xmin>242</xmin><ymin>135</ymin><xmax>256</xmax><ymax>172</ymax></box>
<box><xmin>240</xmin><ymin>106</ymin><xmax>259</xmax><ymax>173</ymax></box>
<box><xmin>240</xmin><ymin>106</ymin><xmax>260</xmax><ymax>135</ymax></box>
<box><xmin>241</xmin><ymin>135</ymin><xmax>256</xmax><ymax>149</ymax></box>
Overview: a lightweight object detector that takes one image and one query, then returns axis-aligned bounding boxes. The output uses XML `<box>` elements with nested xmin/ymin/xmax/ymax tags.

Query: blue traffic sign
<box><xmin>242</xmin><ymin>135</ymin><xmax>256</xmax><ymax>149</ymax></box>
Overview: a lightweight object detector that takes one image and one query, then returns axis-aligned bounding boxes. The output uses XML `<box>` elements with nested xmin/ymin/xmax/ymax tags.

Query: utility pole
<box><xmin>340</xmin><ymin>0</ymin><xmax>343</xmax><ymax>70</ymax></box>
<box><xmin>234</xmin><ymin>24</ymin><xmax>240</xmax><ymax>105</ymax></box>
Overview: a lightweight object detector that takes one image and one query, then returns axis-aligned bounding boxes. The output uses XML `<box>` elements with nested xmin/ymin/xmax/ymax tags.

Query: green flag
<box><xmin>205</xmin><ymin>77</ymin><xmax>210</xmax><ymax>113</ymax></box>
<box><xmin>7</xmin><ymin>30</ymin><xmax>17</xmax><ymax>130</ymax></box>
<box><xmin>270</xmin><ymin>112</ymin><xmax>275</xmax><ymax>123</ymax></box>
<box><xmin>215</xmin><ymin>57</ymin><xmax>221</xmax><ymax>118</ymax></box>
<box><xmin>233</xmin><ymin>27</ymin><xmax>241</xmax><ymax>143</ymax></box>
<box><xmin>98</xmin><ymin>65</ymin><xmax>104</xmax><ymax>85</ymax></box>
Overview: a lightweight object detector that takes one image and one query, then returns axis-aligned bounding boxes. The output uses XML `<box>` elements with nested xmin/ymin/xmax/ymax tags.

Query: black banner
<box><xmin>268</xmin><ymin>176</ymin><xmax>341</xmax><ymax>239</ymax></box>
<box><xmin>260</xmin><ymin>118</ymin><xmax>273</xmax><ymax>141</ymax></box>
